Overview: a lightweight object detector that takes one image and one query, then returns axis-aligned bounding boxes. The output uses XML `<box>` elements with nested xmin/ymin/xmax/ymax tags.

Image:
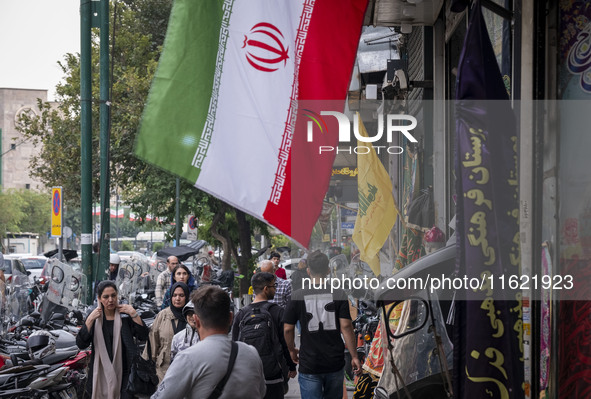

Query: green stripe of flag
<box><xmin>135</xmin><ymin>0</ymin><xmax>233</xmax><ymax>183</ymax></box>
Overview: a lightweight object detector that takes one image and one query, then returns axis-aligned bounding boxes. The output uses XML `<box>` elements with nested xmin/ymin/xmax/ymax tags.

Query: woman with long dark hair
<box><xmin>76</xmin><ymin>280</ymin><xmax>148</xmax><ymax>398</ymax></box>
<box><xmin>146</xmin><ymin>281</ymin><xmax>190</xmax><ymax>381</ymax></box>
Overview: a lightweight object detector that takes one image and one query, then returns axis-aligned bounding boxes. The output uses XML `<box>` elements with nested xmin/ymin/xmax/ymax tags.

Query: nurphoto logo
<box><xmin>304</xmin><ymin>110</ymin><xmax>418</xmax><ymax>154</ymax></box>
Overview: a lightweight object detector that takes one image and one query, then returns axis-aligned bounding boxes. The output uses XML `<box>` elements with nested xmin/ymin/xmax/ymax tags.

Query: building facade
<box><xmin>0</xmin><ymin>87</ymin><xmax>46</xmax><ymax>190</ymax></box>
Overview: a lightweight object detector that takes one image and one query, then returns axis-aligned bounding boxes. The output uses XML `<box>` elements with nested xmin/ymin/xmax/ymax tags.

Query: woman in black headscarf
<box><xmin>144</xmin><ymin>281</ymin><xmax>189</xmax><ymax>382</ymax></box>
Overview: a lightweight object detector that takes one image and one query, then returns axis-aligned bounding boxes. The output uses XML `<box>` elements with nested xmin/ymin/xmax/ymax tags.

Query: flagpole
<box><xmin>116</xmin><ymin>190</ymin><xmax>120</xmax><ymax>249</ymax></box>
<box><xmin>330</xmin><ymin>212</ymin><xmax>334</xmax><ymax>246</ymax></box>
<box><xmin>336</xmin><ymin>203</ymin><xmax>342</xmax><ymax>247</ymax></box>
<box><xmin>175</xmin><ymin>178</ymin><xmax>180</xmax><ymax>246</ymax></box>
<box><xmin>80</xmin><ymin>0</ymin><xmax>93</xmax><ymax>304</ymax></box>
<box><xmin>98</xmin><ymin>0</ymin><xmax>111</xmax><ymax>270</ymax></box>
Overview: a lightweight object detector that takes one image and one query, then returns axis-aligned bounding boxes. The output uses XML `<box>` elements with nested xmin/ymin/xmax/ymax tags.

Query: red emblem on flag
<box><xmin>242</xmin><ymin>23</ymin><xmax>289</xmax><ymax>72</ymax></box>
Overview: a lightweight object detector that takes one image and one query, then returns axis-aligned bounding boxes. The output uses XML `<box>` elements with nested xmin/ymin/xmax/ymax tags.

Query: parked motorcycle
<box><xmin>354</xmin><ymin>299</ymin><xmax>380</xmax><ymax>362</ymax></box>
<box><xmin>0</xmin><ymin>330</ymin><xmax>81</xmax><ymax>398</ymax></box>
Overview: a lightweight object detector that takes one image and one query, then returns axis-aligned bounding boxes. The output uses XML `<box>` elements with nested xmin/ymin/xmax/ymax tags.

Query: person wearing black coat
<box><xmin>76</xmin><ymin>280</ymin><xmax>149</xmax><ymax>399</ymax></box>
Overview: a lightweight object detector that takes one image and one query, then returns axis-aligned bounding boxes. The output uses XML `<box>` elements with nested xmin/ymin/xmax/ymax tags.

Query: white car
<box><xmin>17</xmin><ymin>255</ymin><xmax>48</xmax><ymax>282</ymax></box>
<box><xmin>280</xmin><ymin>258</ymin><xmax>301</xmax><ymax>280</ymax></box>
<box><xmin>2</xmin><ymin>255</ymin><xmax>31</xmax><ymax>285</ymax></box>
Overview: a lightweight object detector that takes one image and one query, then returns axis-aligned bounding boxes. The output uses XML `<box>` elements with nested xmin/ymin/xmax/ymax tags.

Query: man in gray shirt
<box><xmin>152</xmin><ymin>286</ymin><xmax>266</xmax><ymax>399</ymax></box>
<box><xmin>154</xmin><ymin>256</ymin><xmax>179</xmax><ymax>307</ymax></box>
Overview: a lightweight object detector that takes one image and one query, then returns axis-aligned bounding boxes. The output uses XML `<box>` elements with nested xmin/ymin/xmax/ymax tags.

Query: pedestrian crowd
<box><xmin>77</xmin><ymin>250</ymin><xmax>360</xmax><ymax>399</ymax></box>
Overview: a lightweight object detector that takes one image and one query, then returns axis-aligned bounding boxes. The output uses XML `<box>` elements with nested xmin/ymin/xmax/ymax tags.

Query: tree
<box><xmin>0</xmin><ymin>190</ymin><xmax>52</xmax><ymax>250</ymax></box>
<box><xmin>0</xmin><ymin>190</ymin><xmax>24</xmax><ymax>245</ymax></box>
<box><xmin>16</xmin><ymin>190</ymin><xmax>51</xmax><ymax>235</ymax></box>
<box><xmin>16</xmin><ymin>0</ymin><xmax>265</xmax><ymax>296</ymax></box>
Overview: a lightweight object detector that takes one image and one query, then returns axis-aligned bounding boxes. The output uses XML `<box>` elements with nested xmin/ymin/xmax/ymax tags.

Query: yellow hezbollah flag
<box><xmin>352</xmin><ymin>114</ymin><xmax>400</xmax><ymax>275</ymax></box>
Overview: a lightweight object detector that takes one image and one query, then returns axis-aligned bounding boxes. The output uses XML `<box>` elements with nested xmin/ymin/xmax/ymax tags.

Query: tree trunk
<box><xmin>209</xmin><ymin>204</ymin><xmax>232</xmax><ymax>271</ymax></box>
<box><xmin>235</xmin><ymin>210</ymin><xmax>252</xmax><ymax>297</ymax></box>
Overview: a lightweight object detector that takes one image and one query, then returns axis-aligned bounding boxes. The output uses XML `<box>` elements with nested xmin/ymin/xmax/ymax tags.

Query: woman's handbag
<box><xmin>127</xmin><ymin>339</ymin><xmax>159</xmax><ymax>396</ymax></box>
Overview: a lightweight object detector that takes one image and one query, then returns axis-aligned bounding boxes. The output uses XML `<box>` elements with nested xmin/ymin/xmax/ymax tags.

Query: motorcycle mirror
<box><xmin>386</xmin><ymin>297</ymin><xmax>430</xmax><ymax>340</ymax></box>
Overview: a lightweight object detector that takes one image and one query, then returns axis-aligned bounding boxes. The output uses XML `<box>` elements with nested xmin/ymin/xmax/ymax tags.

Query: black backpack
<box><xmin>237</xmin><ymin>302</ymin><xmax>284</xmax><ymax>379</ymax></box>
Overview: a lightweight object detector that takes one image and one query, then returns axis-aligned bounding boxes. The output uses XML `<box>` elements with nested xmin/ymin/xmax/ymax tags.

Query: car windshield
<box><xmin>20</xmin><ymin>258</ymin><xmax>46</xmax><ymax>270</ymax></box>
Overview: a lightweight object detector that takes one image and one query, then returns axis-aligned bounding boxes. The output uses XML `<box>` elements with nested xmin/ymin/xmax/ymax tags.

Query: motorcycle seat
<box><xmin>42</xmin><ymin>349</ymin><xmax>79</xmax><ymax>365</ymax></box>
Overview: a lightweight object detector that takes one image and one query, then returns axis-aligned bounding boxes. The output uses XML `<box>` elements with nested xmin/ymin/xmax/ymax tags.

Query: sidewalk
<box><xmin>285</xmin><ymin>377</ymin><xmax>354</xmax><ymax>399</ymax></box>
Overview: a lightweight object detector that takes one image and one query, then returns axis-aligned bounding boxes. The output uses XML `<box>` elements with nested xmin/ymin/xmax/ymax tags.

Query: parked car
<box><xmin>2</xmin><ymin>255</ymin><xmax>30</xmax><ymax>285</ymax></box>
<box><xmin>375</xmin><ymin>244</ymin><xmax>455</xmax><ymax>399</ymax></box>
<box><xmin>16</xmin><ymin>255</ymin><xmax>48</xmax><ymax>282</ymax></box>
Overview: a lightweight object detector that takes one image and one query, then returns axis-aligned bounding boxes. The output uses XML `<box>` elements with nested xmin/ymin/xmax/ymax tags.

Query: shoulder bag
<box><xmin>127</xmin><ymin>338</ymin><xmax>159</xmax><ymax>396</ymax></box>
<box><xmin>207</xmin><ymin>341</ymin><xmax>239</xmax><ymax>399</ymax></box>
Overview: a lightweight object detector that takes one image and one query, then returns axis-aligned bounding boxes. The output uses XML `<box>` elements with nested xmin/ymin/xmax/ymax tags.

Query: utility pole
<box><xmin>80</xmin><ymin>0</ymin><xmax>94</xmax><ymax>303</ymax></box>
<box><xmin>175</xmin><ymin>178</ymin><xmax>180</xmax><ymax>246</ymax></box>
<box><xmin>98</xmin><ymin>0</ymin><xmax>111</xmax><ymax>274</ymax></box>
<box><xmin>116</xmin><ymin>190</ymin><xmax>120</xmax><ymax>249</ymax></box>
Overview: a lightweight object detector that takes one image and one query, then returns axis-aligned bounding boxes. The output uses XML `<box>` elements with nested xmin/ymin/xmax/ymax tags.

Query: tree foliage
<box><xmin>0</xmin><ymin>190</ymin><xmax>51</xmax><ymax>247</ymax></box>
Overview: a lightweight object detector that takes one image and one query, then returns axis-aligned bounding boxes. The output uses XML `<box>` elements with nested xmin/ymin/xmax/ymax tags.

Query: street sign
<box><xmin>51</xmin><ymin>187</ymin><xmax>63</xmax><ymax>237</ymax></box>
<box><xmin>187</xmin><ymin>215</ymin><xmax>198</xmax><ymax>240</ymax></box>
<box><xmin>341</xmin><ymin>222</ymin><xmax>355</xmax><ymax>229</ymax></box>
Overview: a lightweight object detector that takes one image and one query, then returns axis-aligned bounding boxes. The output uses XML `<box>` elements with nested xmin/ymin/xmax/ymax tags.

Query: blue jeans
<box><xmin>299</xmin><ymin>369</ymin><xmax>344</xmax><ymax>399</ymax></box>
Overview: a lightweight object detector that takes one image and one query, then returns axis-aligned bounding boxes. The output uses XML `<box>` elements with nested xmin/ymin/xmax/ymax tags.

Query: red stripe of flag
<box><xmin>263</xmin><ymin>0</ymin><xmax>368</xmax><ymax>247</ymax></box>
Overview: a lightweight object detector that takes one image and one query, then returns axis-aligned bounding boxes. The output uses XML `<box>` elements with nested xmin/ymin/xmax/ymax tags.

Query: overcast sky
<box><xmin>0</xmin><ymin>0</ymin><xmax>80</xmax><ymax>101</ymax></box>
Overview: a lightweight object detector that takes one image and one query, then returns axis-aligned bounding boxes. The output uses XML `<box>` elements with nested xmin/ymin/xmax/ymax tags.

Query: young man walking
<box><xmin>284</xmin><ymin>250</ymin><xmax>361</xmax><ymax>399</ymax></box>
<box><xmin>233</xmin><ymin>272</ymin><xmax>297</xmax><ymax>399</ymax></box>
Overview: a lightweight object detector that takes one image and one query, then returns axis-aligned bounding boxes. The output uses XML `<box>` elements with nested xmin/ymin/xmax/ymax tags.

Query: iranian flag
<box><xmin>136</xmin><ymin>0</ymin><xmax>368</xmax><ymax>246</ymax></box>
<box><xmin>110</xmin><ymin>209</ymin><xmax>124</xmax><ymax>219</ymax></box>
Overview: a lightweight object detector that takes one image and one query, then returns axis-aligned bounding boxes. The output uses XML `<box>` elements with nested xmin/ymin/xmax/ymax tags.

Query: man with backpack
<box><xmin>233</xmin><ymin>272</ymin><xmax>297</xmax><ymax>399</ymax></box>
